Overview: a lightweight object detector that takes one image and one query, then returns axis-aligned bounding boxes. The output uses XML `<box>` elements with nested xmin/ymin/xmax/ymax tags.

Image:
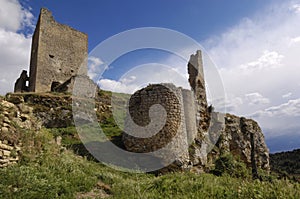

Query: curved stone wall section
<box><xmin>123</xmin><ymin>84</ymin><xmax>192</xmax><ymax>165</ymax></box>
<box><xmin>123</xmin><ymin>84</ymin><xmax>183</xmax><ymax>153</ymax></box>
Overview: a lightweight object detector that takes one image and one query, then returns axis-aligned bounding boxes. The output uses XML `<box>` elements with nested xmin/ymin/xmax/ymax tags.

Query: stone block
<box><xmin>2</xmin><ymin>150</ymin><xmax>11</xmax><ymax>157</ymax></box>
<box><xmin>0</xmin><ymin>159</ymin><xmax>9</xmax><ymax>164</ymax></box>
<box><xmin>0</xmin><ymin>143</ymin><xmax>13</xmax><ymax>151</ymax></box>
<box><xmin>1</xmin><ymin>127</ymin><xmax>9</xmax><ymax>134</ymax></box>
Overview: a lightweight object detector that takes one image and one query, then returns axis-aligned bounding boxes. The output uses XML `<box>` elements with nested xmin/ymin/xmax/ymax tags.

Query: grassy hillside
<box><xmin>0</xmin><ymin>91</ymin><xmax>299</xmax><ymax>198</ymax></box>
<box><xmin>270</xmin><ymin>149</ymin><xmax>300</xmax><ymax>182</ymax></box>
<box><xmin>0</xmin><ymin>128</ymin><xmax>299</xmax><ymax>198</ymax></box>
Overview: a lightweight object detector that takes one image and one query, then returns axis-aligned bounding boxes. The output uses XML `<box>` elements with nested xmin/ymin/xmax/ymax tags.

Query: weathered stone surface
<box><xmin>188</xmin><ymin>50</ymin><xmax>209</xmax><ymax>133</ymax></box>
<box><xmin>17</xmin><ymin>103</ymin><xmax>33</xmax><ymax>114</ymax></box>
<box><xmin>2</xmin><ymin>150</ymin><xmax>11</xmax><ymax>157</ymax></box>
<box><xmin>0</xmin><ymin>143</ymin><xmax>14</xmax><ymax>151</ymax></box>
<box><xmin>207</xmin><ymin>113</ymin><xmax>270</xmax><ymax>171</ymax></box>
<box><xmin>0</xmin><ymin>159</ymin><xmax>9</xmax><ymax>164</ymax></box>
<box><xmin>14</xmin><ymin>70</ymin><xmax>29</xmax><ymax>93</ymax></box>
<box><xmin>28</xmin><ymin>8</ymin><xmax>88</xmax><ymax>92</ymax></box>
<box><xmin>5</xmin><ymin>94</ymin><xmax>24</xmax><ymax>104</ymax></box>
<box><xmin>1</xmin><ymin>127</ymin><xmax>9</xmax><ymax>134</ymax></box>
<box><xmin>123</xmin><ymin>84</ymin><xmax>196</xmax><ymax>169</ymax></box>
<box><xmin>122</xmin><ymin>50</ymin><xmax>270</xmax><ymax>172</ymax></box>
<box><xmin>0</xmin><ymin>97</ymin><xmax>41</xmax><ymax>168</ymax></box>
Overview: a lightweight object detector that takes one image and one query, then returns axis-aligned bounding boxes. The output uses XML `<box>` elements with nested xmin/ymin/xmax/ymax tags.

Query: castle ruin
<box><xmin>13</xmin><ymin>8</ymin><xmax>270</xmax><ymax>173</ymax></box>
<box><xmin>123</xmin><ymin>51</ymin><xmax>270</xmax><ymax>172</ymax></box>
<box><xmin>14</xmin><ymin>8</ymin><xmax>88</xmax><ymax>93</ymax></box>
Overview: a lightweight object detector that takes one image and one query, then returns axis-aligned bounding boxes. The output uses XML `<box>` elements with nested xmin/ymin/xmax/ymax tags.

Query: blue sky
<box><xmin>25</xmin><ymin>0</ymin><xmax>270</xmax><ymax>50</ymax></box>
<box><xmin>0</xmin><ymin>0</ymin><xmax>300</xmax><ymax>152</ymax></box>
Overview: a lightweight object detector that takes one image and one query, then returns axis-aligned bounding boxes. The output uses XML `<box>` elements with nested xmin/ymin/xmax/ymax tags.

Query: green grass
<box><xmin>0</xmin><ymin>126</ymin><xmax>299</xmax><ymax>198</ymax></box>
<box><xmin>1</xmin><ymin>147</ymin><xmax>299</xmax><ymax>198</ymax></box>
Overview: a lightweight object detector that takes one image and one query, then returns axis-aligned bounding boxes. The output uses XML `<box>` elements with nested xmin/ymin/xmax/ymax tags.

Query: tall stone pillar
<box><xmin>188</xmin><ymin>50</ymin><xmax>209</xmax><ymax>134</ymax></box>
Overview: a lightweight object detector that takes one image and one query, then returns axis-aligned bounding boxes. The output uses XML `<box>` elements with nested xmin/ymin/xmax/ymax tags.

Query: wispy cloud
<box><xmin>240</xmin><ymin>50</ymin><xmax>284</xmax><ymax>71</ymax></box>
<box><xmin>97</xmin><ymin>63</ymin><xmax>189</xmax><ymax>94</ymax></box>
<box><xmin>252</xmin><ymin>98</ymin><xmax>300</xmax><ymax>118</ymax></box>
<box><xmin>204</xmin><ymin>0</ymin><xmax>300</xmax><ymax>139</ymax></box>
<box><xmin>290</xmin><ymin>36</ymin><xmax>300</xmax><ymax>44</ymax></box>
<box><xmin>290</xmin><ymin>3</ymin><xmax>300</xmax><ymax>13</ymax></box>
<box><xmin>88</xmin><ymin>56</ymin><xmax>106</xmax><ymax>80</ymax></box>
<box><xmin>245</xmin><ymin>92</ymin><xmax>270</xmax><ymax>105</ymax></box>
<box><xmin>282</xmin><ymin>92</ymin><xmax>292</xmax><ymax>98</ymax></box>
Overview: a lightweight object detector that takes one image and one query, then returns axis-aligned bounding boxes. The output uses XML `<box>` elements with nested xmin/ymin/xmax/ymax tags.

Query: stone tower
<box><xmin>28</xmin><ymin>8</ymin><xmax>88</xmax><ymax>92</ymax></box>
<box><xmin>187</xmin><ymin>50</ymin><xmax>209</xmax><ymax>133</ymax></box>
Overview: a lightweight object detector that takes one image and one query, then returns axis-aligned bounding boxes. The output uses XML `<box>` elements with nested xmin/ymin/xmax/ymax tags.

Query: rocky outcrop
<box><xmin>208</xmin><ymin>113</ymin><xmax>270</xmax><ymax>171</ymax></box>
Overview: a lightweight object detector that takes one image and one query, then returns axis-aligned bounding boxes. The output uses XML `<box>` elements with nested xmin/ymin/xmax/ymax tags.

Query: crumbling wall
<box><xmin>122</xmin><ymin>84</ymin><xmax>196</xmax><ymax>168</ymax></box>
<box><xmin>0</xmin><ymin>141</ymin><xmax>20</xmax><ymax>168</ymax></box>
<box><xmin>188</xmin><ymin>50</ymin><xmax>209</xmax><ymax>133</ymax></box>
<box><xmin>0</xmin><ymin>97</ymin><xmax>41</xmax><ymax>168</ymax></box>
<box><xmin>14</xmin><ymin>70</ymin><xmax>29</xmax><ymax>93</ymax></box>
<box><xmin>122</xmin><ymin>50</ymin><xmax>270</xmax><ymax>172</ymax></box>
<box><xmin>28</xmin><ymin>8</ymin><xmax>88</xmax><ymax>92</ymax></box>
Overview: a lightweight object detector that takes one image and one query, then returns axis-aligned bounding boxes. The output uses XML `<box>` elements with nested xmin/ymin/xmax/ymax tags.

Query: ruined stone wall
<box><xmin>0</xmin><ymin>141</ymin><xmax>20</xmax><ymax>168</ymax></box>
<box><xmin>188</xmin><ymin>50</ymin><xmax>209</xmax><ymax>133</ymax></box>
<box><xmin>14</xmin><ymin>70</ymin><xmax>29</xmax><ymax>93</ymax></box>
<box><xmin>186</xmin><ymin>50</ymin><xmax>211</xmax><ymax>167</ymax></box>
<box><xmin>122</xmin><ymin>50</ymin><xmax>270</xmax><ymax>172</ymax></box>
<box><xmin>0</xmin><ymin>97</ymin><xmax>41</xmax><ymax>168</ymax></box>
<box><xmin>29</xmin><ymin>8</ymin><xmax>88</xmax><ymax>92</ymax></box>
<box><xmin>122</xmin><ymin>84</ymin><xmax>196</xmax><ymax>167</ymax></box>
<box><xmin>181</xmin><ymin>89</ymin><xmax>197</xmax><ymax>143</ymax></box>
<box><xmin>28</xmin><ymin>16</ymin><xmax>40</xmax><ymax>92</ymax></box>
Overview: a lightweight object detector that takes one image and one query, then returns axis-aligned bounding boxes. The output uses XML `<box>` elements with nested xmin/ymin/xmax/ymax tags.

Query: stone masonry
<box><xmin>123</xmin><ymin>50</ymin><xmax>270</xmax><ymax>172</ymax></box>
<box><xmin>123</xmin><ymin>84</ymin><xmax>197</xmax><ymax>168</ymax></box>
<box><xmin>14</xmin><ymin>8</ymin><xmax>88</xmax><ymax>93</ymax></box>
<box><xmin>14</xmin><ymin>70</ymin><xmax>29</xmax><ymax>93</ymax></box>
<box><xmin>0</xmin><ymin>141</ymin><xmax>20</xmax><ymax>168</ymax></box>
<box><xmin>0</xmin><ymin>96</ymin><xmax>41</xmax><ymax>168</ymax></box>
<box><xmin>188</xmin><ymin>50</ymin><xmax>209</xmax><ymax>133</ymax></box>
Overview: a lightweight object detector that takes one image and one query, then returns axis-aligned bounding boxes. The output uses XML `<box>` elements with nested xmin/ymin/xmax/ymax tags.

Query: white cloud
<box><xmin>88</xmin><ymin>56</ymin><xmax>105</xmax><ymax>80</ymax></box>
<box><xmin>204</xmin><ymin>0</ymin><xmax>300</xmax><ymax>139</ymax></box>
<box><xmin>290</xmin><ymin>36</ymin><xmax>300</xmax><ymax>44</ymax></box>
<box><xmin>252</xmin><ymin>98</ymin><xmax>300</xmax><ymax>118</ymax></box>
<box><xmin>290</xmin><ymin>3</ymin><xmax>300</xmax><ymax>14</ymax></box>
<box><xmin>0</xmin><ymin>0</ymin><xmax>34</xmax><ymax>95</ymax></box>
<box><xmin>0</xmin><ymin>0</ymin><xmax>33</xmax><ymax>31</ymax></box>
<box><xmin>240</xmin><ymin>50</ymin><xmax>284</xmax><ymax>71</ymax></box>
<box><xmin>98</xmin><ymin>63</ymin><xmax>189</xmax><ymax>94</ymax></box>
<box><xmin>98</xmin><ymin>78</ymin><xmax>140</xmax><ymax>94</ymax></box>
<box><xmin>282</xmin><ymin>92</ymin><xmax>292</xmax><ymax>98</ymax></box>
<box><xmin>212</xmin><ymin>96</ymin><xmax>243</xmax><ymax>113</ymax></box>
<box><xmin>245</xmin><ymin>92</ymin><xmax>270</xmax><ymax>105</ymax></box>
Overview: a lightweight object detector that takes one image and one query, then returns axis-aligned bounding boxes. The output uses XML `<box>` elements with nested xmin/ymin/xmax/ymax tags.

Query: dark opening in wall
<box><xmin>71</xmin><ymin>69</ymin><xmax>74</xmax><ymax>73</ymax></box>
<box><xmin>51</xmin><ymin>81</ymin><xmax>61</xmax><ymax>92</ymax></box>
<box><xmin>49</xmin><ymin>54</ymin><xmax>54</xmax><ymax>58</ymax></box>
